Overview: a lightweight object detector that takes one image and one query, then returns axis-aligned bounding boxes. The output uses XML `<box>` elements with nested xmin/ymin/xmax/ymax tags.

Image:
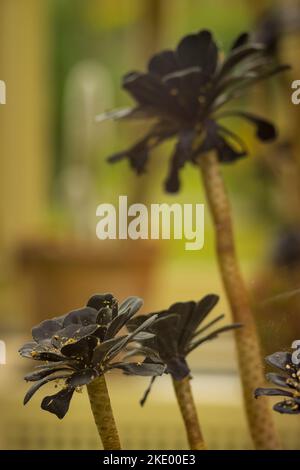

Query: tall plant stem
<box><xmin>198</xmin><ymin>151</ymin><xmax>281</xmax><ymax>450</ymax></box>
<box><xmin>87</xmin><ymin>375</ymin><xmax>122</xmax><ymax>450</ymax></box>
<box><xmin>172</xmin><ymin>376</ymin><xmax>207</xmax><ymax>450</ymax></box>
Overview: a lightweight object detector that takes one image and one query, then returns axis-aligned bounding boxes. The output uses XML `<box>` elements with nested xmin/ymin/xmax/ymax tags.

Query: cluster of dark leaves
<box><xmin>126</xmin><ymin>294</ymin><xmax>241</xmax><ymax>404</ymax></box>
<box><xmin>255</xmin><ymin>348</ymin><xmax>300</xmax><ymax>414</ymax></box>
<box><xmin>19</xmin><ymin>294</ymin><xmax>164</xmax><ymax>419</ymax></box>
<box><xmin>100</xmin><ymin>29</ymin><xmax>289</xmax><ymax>192</ymax></box>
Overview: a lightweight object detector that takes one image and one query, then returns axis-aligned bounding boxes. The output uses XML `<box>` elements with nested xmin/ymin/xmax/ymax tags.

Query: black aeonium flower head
<box><xmin>19</xmin><ymin>293</ymin><xmax>164</xmax><ymax>419</ymax></box>
<box><xmin>255</xmin><ymin>348</ymin><xmax>300</xmax><ymax>414</ymax></box>
<box><xmin>126</xmin><ymin>294</ymin><xmax>241</xmax><ymax>403</ymax></box>
<box><xmin>99</xmin><ymin>29</ymin><xmax>289</xmax><ymax>193</ymax></box>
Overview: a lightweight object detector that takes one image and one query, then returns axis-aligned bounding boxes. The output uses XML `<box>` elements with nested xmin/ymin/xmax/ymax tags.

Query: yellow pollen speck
<box><xmin>64</xmin><ymin>338</ymin><xmax>76</xmax><ymax>346</ymax></box>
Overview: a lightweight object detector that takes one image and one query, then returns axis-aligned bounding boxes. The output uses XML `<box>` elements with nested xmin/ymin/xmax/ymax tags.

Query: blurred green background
<box><xmin>0</xmin><ymin>0</ymin><xmax>300</xmax><ymax>450</ymax></box>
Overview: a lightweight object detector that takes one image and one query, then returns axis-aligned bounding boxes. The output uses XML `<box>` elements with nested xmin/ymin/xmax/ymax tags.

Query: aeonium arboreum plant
<box><xmin>126</xmin><ymin>294</ymin><xmax>241</xmax><ymax>450</ymax></box>
<box><xmin>19</xmin><ymin>293</ymin><xmax>164</xmax><ymax>450</ymax></box>
<box><xmin>98</xmin><ymin>29</ymin><xmax>290</xmax><ymax>449</ymax></box>
<box><xmin>255</xmin><ymin>345</ymin><xmax>300</xmax><ymax>414</ymax></box>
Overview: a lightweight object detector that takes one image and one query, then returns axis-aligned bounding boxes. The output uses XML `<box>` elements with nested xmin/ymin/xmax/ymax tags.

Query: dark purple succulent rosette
<box><xmin>126</xmin><ymin>294</ymin><xmax>241</xmax><ymax>404</ymax></box>
<box><xmin>99</xmin><ymin>29</ymin><xmax>289</xmax><ymax>193</ymax></box>
<box><xmin>255</xmin><ymin>350</ymin><xmax>300</xmax><ymax>414</ymax></box>
<box><xmin>19</xmin><ymin>293</ymin><xmax>164</xmax><ymax>419</ymax></box>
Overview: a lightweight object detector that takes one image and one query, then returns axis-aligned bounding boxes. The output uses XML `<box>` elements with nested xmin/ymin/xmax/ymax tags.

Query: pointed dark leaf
<box><xmin>92</xmin><ymin>336</ymin><xmax>127</xmax><ymax>366</ymax></box>
<box><xmin>32</xmin><ymin>351</ymin><xmax>66</xmax><ymax>362</ymax></box>
<box><xmin>118</xmin><ymin>296</ymin><xmax>143</xmax><ymax>316</ymax></box>
<box><xmin>92</xmin><ymin>325</ymin><xmax>107</xmax><ymax>342</ymax></box>
<box><xmin>61</xmin><ymin>335</ymin><xmax>98</xmax><ymax>361</ymax></box>
<box><xmin>266</xmin><ymin>351</ymin><xmax>293</xmax><ymax>372</ymax></box>
<box><xmin>25</xmin><ymin>365</ymin><xmax>73</xmax><ymax>382</ymax></box>
<box><xmin>32</xmin><ymin>320</ymin><xmax>62</xmax><ymax>343</ymax></box>
<box><xmin>148</xmin><ymin>50</ymin><xmax>178</xmax><ymax>77</ymax></box>
<box><xmin>217</xmin><ymin>125</ymin><xmax>248</xmax><ymax>156</ymax></box>
<box><xmin>150</xmin><ymin>314</ymin><xmax>179</xmax><ymax>360</ymax></box>
<box><xmin>216</xmin><ymin>135</ymin><xmax>247</xmax><ymax>163</ymax></box>
<box><xmin>108</xmin><ymin>132</ymin><xmax>167</xmax><ymax>175</ymax></box>
<box><xmin>105</xmin><ymin>297</ymin><xmax>143</xmax><ymax>340</ymax></box>
<box><xmin>41</xmin><ymin>387</ymin><xmax>75</xmax><ymax>419</ymax></box>
<box><xmin>124</xmin><ymin>345</ymin><xmax>160</xmax><ymax>362</ymax></box>
<box><xmin>111</xmin><ymin>361</ymin><xmax>165</xmax><ymax>376</ymax></box>
<box><xmin>127</xmin><ymin>315</ymin><xmax>148</xmax><ymax>333</ymax></box>
<box><xmin>172</xmin><ymin>295</ymin><xmax>219</xmax><ymax>351</ymax></box>
<box><xmin>96</xmin><ymin>306</ymin><xmax>114</xmax><ymax>325</ymax></box>
<box><xmin>23</xmin><ymin>371</ymin><xmax>73</xmax><ymax>405</ymax></box>
<box><xmin>67</xmin><ymin>369</ymin><xmax>96</xmax><ymax>388</ymax></box>
<box><xmin>87</xmin><ymin>293</ymin><xmax>118</xmax><ymax>318</ymax></box>
<box><xmin>273</xmin><ymin>400</ymin><xmax>300</xmax><ymax>414</ymax></box>
<box><xmin>266</xmin><ymin>373</ymin><xmax>289</xmax><ymax>389</ymax></box>
<box><xmin>51</xmin><ymin>323</ymin><xmax>99</xmax><ymax>349</ymax></box>
<box><xmin>19</xmin><ymin>341</ymin><xmax>37</xmax><ymax>359</ymax></box>
<box><xmin>212</xmin><ymin>64</ymin><xmax>290</xmax><ymax>112</ymax></box>
<box><xmin>122</xmin><ymin>72</ymin><xmax>181</xmax><ymax>115</ymax></box>
<box><xmin>132</xmin><ymin>331</ymin><xmax>155</xmax><ymax>341</ymax></box>
<box><xmin>140</xmin><ymin>376</ymin><xmax>157</xmax><ymax>406</ymax></box>
<box><xmin>63</xmin><ymin>307</ymin><xmax>98</xmax><ymax>328</ymax></box>
<box><xmin>231</xmin><ymin>33</ymin><xmax>249</xmax><ymax>50</ymax></box>
<box><xmin>104</xmin><ymin>310</ymin><xmax>136</xmax><ymax>339</ymax></box>
<box><xmin>223</xmin><ymin>111</ymin><xmax>277</xmax><ymax>141</ymax></box>
<box><xmin>176</xmin><ymin>30</ymin><xmax>218</xmax><ymax>76</ymax></box>
<box><xmin>254</xmin><ymin>387</ymin><xmax>293</xmax><ymax>399</ymax></box>
<box><xmin>218</xmin><ymin>44</ymin><xmax>264</xmax><ymax>78</ymax></box>
<box><xmin>164</xmin><ymin>129</ymin><xmax>195</xmax><ymax>193</ymax></box>
<box><xmin>192</xmin><ymin>314</ymin><xmax>224</xmax><ymax>338</ymax></box>
<box><xmin>187</xmin><ymin>322</ymin><xmax>242</xmax><ymax>354</ymax></box>
<box><xmin>107</xmin><ymin>314</ymin><xmax>158</xmax><ymax>360</ymax></box>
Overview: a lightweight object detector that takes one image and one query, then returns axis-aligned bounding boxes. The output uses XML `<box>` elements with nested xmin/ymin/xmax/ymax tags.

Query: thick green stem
<box><xmin>172</xmin><ymin>376</ymin><xmax>207</xmax><ymax>450</ymax></box>
<box><xmin>199</xmin><ymin>152</ymin><xmax>282</xmax><ymax>450</ymax></box>
<box><xmin>87</xmin><ymin>375</ymin><xmax>121</xmax><ymax>450</ymax></box>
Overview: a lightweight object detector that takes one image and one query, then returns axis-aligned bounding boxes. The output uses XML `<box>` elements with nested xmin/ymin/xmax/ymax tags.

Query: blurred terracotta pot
<box><xmin>17</xmin><ymin>238</ymin><xmax>160</xmax><ymax>325</ymax></box>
